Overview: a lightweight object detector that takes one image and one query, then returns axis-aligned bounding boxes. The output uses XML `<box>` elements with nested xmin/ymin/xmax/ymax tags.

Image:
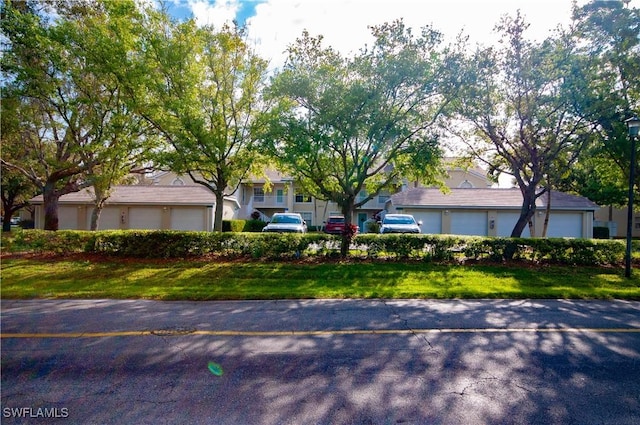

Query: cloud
<box><xmin>244</xmin><ymin>0</ymin><xmax>583</xmax><ymax>71</ymax></box>
<box><xmin>174</xmin><ymin>0</ymin><xmax>639</xmax><ymax>71</ymax></box>
<box><xmin>188</xmin><ymin>0</ymin><xmax>240</xmax><ymax>27</ymax></box>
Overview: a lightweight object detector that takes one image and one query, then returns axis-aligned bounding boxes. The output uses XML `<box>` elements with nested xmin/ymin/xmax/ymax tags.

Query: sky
<box><xmin>162</xmin><ymin>0</ymin><xmax>640</xmax><ymax>70</ymax></box>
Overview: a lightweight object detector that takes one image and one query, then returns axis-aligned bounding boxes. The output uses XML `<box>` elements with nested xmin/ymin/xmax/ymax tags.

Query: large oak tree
<box><xmin>264</xmin><ymin>21</ymin><xmax>461</xmax><ymax>256</ymax></box>
<box><xmin>0</xmin><ymin>0</ymin><xmax>151</xmax><ymax>230</ymax></box>
<box><xmin>454</xmin><ymin>13</ymin><xmax>595</xmax><ymax>238</ymax></box>
<box><xmin>134</xmin><ymin>16</ymin><xmax>270</xmax><ymax>232</ymax></box>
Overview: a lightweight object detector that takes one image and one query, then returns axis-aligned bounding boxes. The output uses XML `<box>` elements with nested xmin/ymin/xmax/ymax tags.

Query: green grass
<box><xmin>1</xmin><ymin>257</ymin><xmax>638</xmax><ymax>300</ymax></box>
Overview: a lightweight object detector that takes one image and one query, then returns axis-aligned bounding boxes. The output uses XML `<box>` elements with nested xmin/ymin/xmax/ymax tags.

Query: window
<box><xmin>253</xmin><ymin>187</ymin><xmax>265</xmax><ymax>203</ymax></box>
<box><xmin>459</xmin><ymin>179</ymin><xmax>474</xmax><ymax>188</ymax></box>
<box><xmin>276</xmin><ymin>189</ymin><xmax>284</xmax><ymax>204</ymax></box>
<box><xmin>295</xmin><ymin>193</ymin><xmax>311</xmax><ymax>203</ymax></box>
<box><xmin>300</xmin><ymin>212</ymin><xmax>312</xmax><ymax>226</ymax></box>
<box><xmin>172</xmin><ymin>178</ymin><xmax>184</xmax><ymax>186</ymax></box>
<box><xmin>378</xmin><ymin>192</ymin><xmax>390</xmax><ymax>204</ymax></box>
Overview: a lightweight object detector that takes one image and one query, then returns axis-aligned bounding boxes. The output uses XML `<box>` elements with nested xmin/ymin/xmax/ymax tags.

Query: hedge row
<box><xmin>3</xmin><ymin>229</ymin><xmax>634</xmax><ymax>266</ymax></box>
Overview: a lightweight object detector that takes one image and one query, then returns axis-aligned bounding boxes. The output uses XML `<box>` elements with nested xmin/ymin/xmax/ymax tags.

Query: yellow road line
<box><xmin>1</xmin><ymin>328</ymin><xmax>640</xmax><ymax>338</ymax></box>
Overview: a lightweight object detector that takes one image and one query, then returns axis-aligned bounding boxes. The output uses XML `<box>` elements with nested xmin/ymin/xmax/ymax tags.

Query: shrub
<box><xmin>222</xmin><ymin>220</ymin><xmax>246</xmax><ymax>232</ymax></box>
<box><xmin>364</xmin><ymin>220</ymin><xmax>380</xmax><ymax>234</ymax></box>
<box><xmin>6</xmin><ymin>229</ymin><xmax>631</xmax><ymax>265</ymax></box>
<box><xmin>243</xmin><ymin>219</ymin><xmax>267</xmax><ymax>232</ymax></box>
<box><xmin>4</xmin><ymin>229</ymin><xmax>95</xmax><ymax>254</ymax></box>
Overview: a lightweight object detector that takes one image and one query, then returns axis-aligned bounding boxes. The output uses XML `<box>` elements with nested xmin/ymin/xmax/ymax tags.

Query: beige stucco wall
<box><xmin>594</xmin><ymin>206</ymin><xmax>640</xmax><ymax>238</ymax></box>
<box><xmin>395</xmin><ymin>207</ymin><xmax>594</xmax><ymax>238</ymax></box>
<box><xmin>32</xmin><ymin>202</ymin><xmax>234</xmax><ymax>232</ymax></box>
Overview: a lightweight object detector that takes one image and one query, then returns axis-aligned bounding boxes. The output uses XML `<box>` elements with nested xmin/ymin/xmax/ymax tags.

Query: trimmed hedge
<box><xmin>222</xmin><ymin>219</ymin><xmax>267</xmax><ymax>232</ymax></box>
<box><xmin>2</xmin><ymin>229</ymin><xmax>95</xmax><ymax>254</ymax></box>
<box><xmin>2</xmin><ymin>229</ymin><xmax>634</xmax><ymax>265</ymax></box>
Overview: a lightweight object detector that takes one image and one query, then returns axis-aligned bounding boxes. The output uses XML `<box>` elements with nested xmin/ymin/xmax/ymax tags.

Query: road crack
<box><xmin>381</xmin><ymin>300</ymin><xmax>440</xmax><ymax>354</ymax></box>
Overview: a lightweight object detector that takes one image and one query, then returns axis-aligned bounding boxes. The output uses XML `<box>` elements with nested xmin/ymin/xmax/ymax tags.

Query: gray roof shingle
<box><xmin>391</xmin><ymin>188</ymin><xmax>599</xmax><ymax>211</ymax></box>
<box><xmin>30</xmin><ymin>185</ymin><xmax>221</xmax><ymax>206</ymax></box>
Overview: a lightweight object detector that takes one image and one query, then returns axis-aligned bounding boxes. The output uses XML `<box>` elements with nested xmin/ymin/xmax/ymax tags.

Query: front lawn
<box><xmin>1</xmin><ymin>255</ymin><xmax>638</xmax><ymax>300</ymax></box>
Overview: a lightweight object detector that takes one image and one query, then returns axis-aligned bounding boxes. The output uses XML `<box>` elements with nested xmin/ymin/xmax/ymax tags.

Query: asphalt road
<box><xmin>1</xmin><ymin>299</ymin><xmax>640</xmax><ymax>425</ymax></box>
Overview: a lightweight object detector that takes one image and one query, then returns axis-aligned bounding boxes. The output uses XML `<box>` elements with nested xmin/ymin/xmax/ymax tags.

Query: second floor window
<box><xmin>295</xmin><ymin>193</ymin><xmax>311</xmax><ymax>203</ymax></box>
<box><xmin>254</xmin><ymin>187</ymin><xmax>265</xmax><ymax>202</ymax></box>
<box><xmin>378</xmin><ymin>194</ymin><xmax>390</xmax><ymax>204</ymax></box>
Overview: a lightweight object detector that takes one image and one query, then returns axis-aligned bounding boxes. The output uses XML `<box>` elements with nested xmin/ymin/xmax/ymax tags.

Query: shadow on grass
<box><xmin>1</xmin><ymin>256</ymin><xmax>638</xmax><ymax>300</ymax></box>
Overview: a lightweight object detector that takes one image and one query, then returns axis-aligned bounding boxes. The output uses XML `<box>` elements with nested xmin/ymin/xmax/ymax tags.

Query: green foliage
<box><xmin>3</xmin><ymin>229</ymin><xmax>95</xmax><ymax>254</ymax></box>
<box><xmin>5</xmin><ymin>230</ymin><xmax>630</xmax><ymax>265</ymax></box>
<box><xmin>455</xmin><ymin>12</ymin><xmax>596</xmax><ymax>237</ymax></box>
<box><xmin>0</xmin><ymin>0</ymin><xmax>154</xmax><ymax>230</ymax></box>
<box><xmin>568</xmin><ymin>2</ymin><xmax>640</xmax><ymax>206</ymax></box>
<box><xmin>243</xmin><ymin>219</ymin><xmax>267</xmax><ymax>232</ymax></box>
<box><xmin>264</xmin><ymin>20</ymin><xmax>458</xmax><ymax>256</ymax></box>
<box><xmin>222</xmin><ymin>220</ymin><xmax>247</xmax><ymax>232</ymax></box>
<box><xmin>364</xmin><ymin>220</ymin><xmax>380</xmax><ymax>234</ymax></box>
<box><xmin>136</xmin><ymin>19</ymin><xmax>270</xmax><ymax>231</ymax></box>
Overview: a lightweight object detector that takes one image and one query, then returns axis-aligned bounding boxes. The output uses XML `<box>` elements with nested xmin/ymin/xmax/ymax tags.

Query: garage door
<box><xmin>497</xmin><ymin>212</ymin><xmax>531</xmax><ymax>237</ymax></box>
<box><xmin>58</xmin><ymin>207</ymin><xmax>78</xmax><ymax>230</ymax></box>
<box><xmin>88</xmin><ymin>207</ymin><xmax>120</xmax><ymax>230</ymax></box>
<box><xmin>411</xmin><ymin>211</ymin><xmax>442</xmax><ymax>235</ymax></box>
<box><xmin>451</xmin><ymin>211</ymin><xmax>487</xmax><ymax>236</ymax></box>
<box><xmin>546</xmin><ymin>213</ymin><xmax>583</xmax><ymax>238</ymax></box>
<box><xmin>171</xmin><ymin>207</ymin><xmax>206</xmax><ymax>231</ymax></box>
<box><xmin>128</xmin><ymin>207</ymin><xmax>162</xmax><ymax>230</ymax></box>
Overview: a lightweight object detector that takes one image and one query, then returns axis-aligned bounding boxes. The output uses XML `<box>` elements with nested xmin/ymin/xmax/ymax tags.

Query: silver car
<box><xmin>262</xmin><ymin>213</ymin><xmax>308</xmax><ymax>233</ymax></box>
<box><xmin>379</xmin><ymin>214</ymin><xmax>422</xmax><ymax>234</ymax></box>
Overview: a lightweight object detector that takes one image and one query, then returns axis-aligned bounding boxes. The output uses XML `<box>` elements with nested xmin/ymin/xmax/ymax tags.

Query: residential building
<box><xmin>28</xmin><ymin>185</ymin><xmax>239</xmax><ymax>231</ymax></box>
<box><xmin>28</xmin><ymin>162</ymin><xmax>605</xmax><ymax>238</ymax></box>
<box><xmin>388</xmin><ymin>188</ymin><xmax>598</xmax><ymax>238</ymax></box>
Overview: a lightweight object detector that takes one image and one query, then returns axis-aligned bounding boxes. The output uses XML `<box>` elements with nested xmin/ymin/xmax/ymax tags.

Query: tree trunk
<box><xmin>90</xmin><ymin>204</ymin><xmax>103</xmax><ymax>231</ymax></box>
<box><xmin>511</xmin><ymin>188</ymin><xmax>537</xmax><ymax>238</ymax></box>
<box><xmin>340</xmin><ymin>202</ymin><xmax>355</xmax><ymax>258</ymax></box>
<box><xmin>511</xmin><ymin>208</ymin><xmax>535</xmax><ymax>238</ymax></box>
<box><xmin>507</xmin><ymin>189</ymin><xmax>537</xmax><ymax>259</ymax></box>
<box><xmin>542</xmin><ymin>189</ymin><xmax>551</xmax><ymax>238</ymax></box>
<box><xmin>213</xmin><ymin>191</ymin><xmax>225</xmax><ymax>232</ymax></box>
<box><xmin>2</xmin><ymin>215</ymin><xmax>12</xmax><ymax>232</ymax></box>
<box><xmin>43</xmin><ymin>183</ymin><xmax>60</xmax><ymax>231</ymax></box>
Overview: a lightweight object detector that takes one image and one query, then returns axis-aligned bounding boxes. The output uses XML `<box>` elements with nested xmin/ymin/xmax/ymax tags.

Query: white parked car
<box><xmin>379</xmin><ymin>214</ymin><xmax>422</xmax><ymax>234</ymax></box>
<box><xmin>262</xmin><ymin>213</ymin><xmax>308</xmax><ymax>233</ymax></box>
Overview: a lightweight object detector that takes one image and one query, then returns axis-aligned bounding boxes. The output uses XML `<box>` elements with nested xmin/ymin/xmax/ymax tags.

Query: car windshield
<box><xmin>271</xmin><ymin>215</ymin><xmax>301</xmax><ymax>224</ymax></box>
<box><xmin>385</xmin><ymin>216</ymin><xmax>415</xmax><ymax>225</ymax></box>
<box><xmin>328</xmin><ymin>217</ymin><xmax>344</xmax><ymax>223</ymax></box>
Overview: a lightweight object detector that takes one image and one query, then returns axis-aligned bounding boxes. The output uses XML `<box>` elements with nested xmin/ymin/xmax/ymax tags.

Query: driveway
<box><xmin>2</xmin><ymin>299</ymin><xmax>640</xmax><ymax>424</ymax></box>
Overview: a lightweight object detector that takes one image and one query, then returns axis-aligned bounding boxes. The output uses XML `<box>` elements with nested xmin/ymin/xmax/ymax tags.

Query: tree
<box><xmin>564</xmin><ymin>0</ymin><xmax>640</xmax><ymax>207</ymax></box>
<box><xmin>454</xmin><ymin>13</ymin><xmax>594</xmax><ymax>238</ymax></box>
<box><xmin>264</xmin><ymin>21</ymin><xmax>459</xmax><ymax>256</ymax></box>
<box><xmin>0</xmin><ymin>89</ymin><xmax>39</xmax><ymax>231</ymax></box>
<box><xmin>132</xmin><ymin>16</ymin><xmax>270</xmax><ymax>232</ymax></box>
<box><xmin>0</xmin><ymin>0</ymin><xmax>151</xmax><ymax>230</ymax></box>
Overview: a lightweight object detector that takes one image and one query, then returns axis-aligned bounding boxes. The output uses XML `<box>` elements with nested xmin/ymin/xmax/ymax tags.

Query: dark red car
<box><xmin>324</xmin><ymin>215</ymin><xmax>345</xmax><ymax>234</ymax></box>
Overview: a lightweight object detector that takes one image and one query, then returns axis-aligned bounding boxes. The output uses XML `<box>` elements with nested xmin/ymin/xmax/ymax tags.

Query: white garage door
<box><xmin>411</xmin><ymin>211</ymin><xmax>442</xmax><ymax>234</ymax></box>
<box><xmin>88</xmin><ymin>207</ymin><xmax>120</xmax><ymax>230</ymax></box>
<box><xmin>58</xmin><ymin>207</ymin><xmax>78</xmax><ymax>230</ymax></box>
<box><xmin>171</xmin><ymin>207</ymin><xmax>206</xmax><ymax>231</ymax></box>
<box><xmin>128</xmin><ymin>207</ymin><xmax>162</xmax><ymax>230</ymax></box>
<box><xmin>546</xmin><ymin>213</ymin><xmax>583</xmax><ymax>238</ymax></box>
<box><xmin>497</xmin><ymin>212</ymin><xmax>531</xmax><ymax>237</ymax></box>
<box><xmin>451</xmin><ymin>211</ymin><xmax>487</xmax><ymax>236</ymax></box>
